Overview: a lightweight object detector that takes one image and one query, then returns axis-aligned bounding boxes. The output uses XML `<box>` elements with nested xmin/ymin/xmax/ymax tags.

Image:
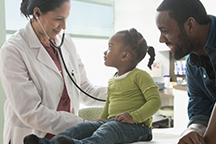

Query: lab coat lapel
<box><xmin>24</xmin><ymin>21</ymin><xmax>62</xmax><ymax>77</ymax></box>
<box><xmin>59</xmin><ymin>45</ymin><xmax>70</xmax><ymax>78</ymax></box>
<box><xmin>37</xmin><ymin>48</ymin><xmax>61</xmax><ymax>76</ymax></box>
<box><xmin>54</xmin><ymin>32</ymin><xmax>71</xmax><ymax>77</ymax></box>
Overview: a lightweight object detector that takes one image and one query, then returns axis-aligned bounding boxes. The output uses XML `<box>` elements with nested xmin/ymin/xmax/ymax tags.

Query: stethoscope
<box><xmin>36</xmin><ymin>16</ymin><xmax>106</xmax><ymax>102</ymax></box>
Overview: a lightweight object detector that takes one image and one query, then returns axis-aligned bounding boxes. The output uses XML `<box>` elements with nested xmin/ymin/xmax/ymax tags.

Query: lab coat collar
<box><xmin>24</xmin><ymin>21</ymin><xmax>44</xmax><ymax>49</ymax></box>
<box><xmin>24</xmin><ymin>21</ymin><xmax>62</xmax><ymax>77</ymax></box>
<box><xmin>24</xmin><ymin>20</ymin><xmax>63</xmax><ymax>49</ymax></box>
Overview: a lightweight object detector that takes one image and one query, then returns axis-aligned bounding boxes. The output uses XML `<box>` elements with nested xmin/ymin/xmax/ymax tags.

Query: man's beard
<box><xmin>173</xmin><ymin>28</ymin><xmax>194</xmax><ymax>60</ymax></box>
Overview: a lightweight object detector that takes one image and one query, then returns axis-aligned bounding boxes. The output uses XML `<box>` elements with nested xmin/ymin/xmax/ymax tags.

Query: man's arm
<box><xmin>177</xmin><ymin>63</ymin><xmax>210</xmax><ymax>144</ymax></box>
<box><xmin>178</xmin><ymin>123</ymin><xmax>206</xmax><ymax>144</ymax></box>
<box><xmin>204</xmin><ymin>103</ymin><xmax>216</xmax><ymax>144</ymax></box>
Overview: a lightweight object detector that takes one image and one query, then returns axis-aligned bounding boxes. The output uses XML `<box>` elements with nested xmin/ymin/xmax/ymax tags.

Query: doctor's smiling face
<box><xmin>33</xmin><ymin>0</ymin><xmax>71</xmax><ymax>42</ymax></box>
<box><xmin>156</xmin><ymin>11</ymin><xmax>194</xmax><ymax>60</ymax></box>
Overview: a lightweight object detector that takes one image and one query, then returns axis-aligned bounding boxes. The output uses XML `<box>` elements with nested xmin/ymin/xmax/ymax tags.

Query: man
<box><xmin>156</xmin><ymin>0</ymin><xmax>216</xmax><ymax>143</ymax></box>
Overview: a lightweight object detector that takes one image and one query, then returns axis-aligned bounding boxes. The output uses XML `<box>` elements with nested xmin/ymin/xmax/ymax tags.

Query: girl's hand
<box><xmin>115</xmin><ymin>113</ymin><xmax>135</xmax><ymax>124</ymax></box>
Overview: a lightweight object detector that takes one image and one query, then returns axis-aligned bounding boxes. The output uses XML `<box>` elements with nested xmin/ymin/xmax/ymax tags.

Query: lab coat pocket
<box><xmin>8</xmin><ymin>126</ymin><xmax>32</xmax><ymax>144</ymax></box>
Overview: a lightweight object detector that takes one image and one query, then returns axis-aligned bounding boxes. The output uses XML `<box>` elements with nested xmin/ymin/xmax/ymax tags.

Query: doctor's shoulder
<box><xmin>1</xmin><ymin>28</ymin><xmax>28</xmax><ymax>52</ymax></box>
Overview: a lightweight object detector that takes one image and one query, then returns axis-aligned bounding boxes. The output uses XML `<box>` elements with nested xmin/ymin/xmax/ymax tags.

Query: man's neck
<box><xmin>193</xmin><ymin>22</ymin><xmax>211</xmax><ymax>56</ymax></box>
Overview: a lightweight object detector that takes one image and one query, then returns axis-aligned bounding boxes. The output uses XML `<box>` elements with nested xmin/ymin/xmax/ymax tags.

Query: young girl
<box><xmin>24</xmin><ymin>28</ymin><xmax>161</xmax><ymax>144</ymax></box>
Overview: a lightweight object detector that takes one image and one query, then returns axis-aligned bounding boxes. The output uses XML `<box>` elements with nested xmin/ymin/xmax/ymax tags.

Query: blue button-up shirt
<box><xmin>186</xmin><ymin>15</ymin><xmax>216</xmax><ymax>127</ymax></box>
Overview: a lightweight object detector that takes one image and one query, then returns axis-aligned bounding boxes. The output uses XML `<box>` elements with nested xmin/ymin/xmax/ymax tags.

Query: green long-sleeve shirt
<box><xmin>100</xmin><ymin>68</ymin><xmax>161</xmax><ymax>129</ymax></box>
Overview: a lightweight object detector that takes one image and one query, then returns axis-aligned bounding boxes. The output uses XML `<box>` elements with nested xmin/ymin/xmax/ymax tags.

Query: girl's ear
<box><xmin>121</xmin><ymin>51</ymin><xmax>131</xmax><ymax>62</ymax></box>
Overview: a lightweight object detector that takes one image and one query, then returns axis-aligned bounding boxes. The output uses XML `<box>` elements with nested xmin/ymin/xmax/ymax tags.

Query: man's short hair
<box><xmin>157</xmin><ymin>0</ymin><xmax>210</xmax><ymax>27</ymax></box>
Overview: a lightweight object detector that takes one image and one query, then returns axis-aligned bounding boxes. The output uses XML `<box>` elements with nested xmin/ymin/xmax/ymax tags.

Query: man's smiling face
<box><xmin>156</xmin><ymin>11</ymin><xmax>194</xmax><ymax>60</ymax></box>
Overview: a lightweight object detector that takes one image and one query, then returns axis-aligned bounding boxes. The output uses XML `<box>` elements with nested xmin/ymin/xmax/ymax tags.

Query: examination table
<box><xmin>127</xmin><ymin>127</ymin><xmax>183</xmax><ymax>144</ymax></box>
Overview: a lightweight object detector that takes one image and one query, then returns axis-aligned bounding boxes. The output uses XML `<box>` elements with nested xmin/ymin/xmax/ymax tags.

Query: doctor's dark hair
<box><xmin>20</xmin><ymin>0</ymin><xmax>69</xmax><ymax>18</ymax></box>
<box><xmin>156</xmin><ymin>0</ymin><xmax>210</xmax><ymax>28</ymax></box>
<box><xmin>117</xmin><ymin>28</ymin><xmax>155</xmax><ymax>70</ymax></box>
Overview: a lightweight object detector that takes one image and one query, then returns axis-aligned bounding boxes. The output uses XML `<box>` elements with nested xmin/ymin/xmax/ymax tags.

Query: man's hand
<box><xmin>115</xmin><ymin>113</ymin><xmax>135</xmax><ymax>124</ymax></box>
<box><xmin>177</xmin><ymin>124</ymin><xmax>206</xmax><ymax>144</ymax></box>
<box><xmin>178</xmin><ymin>131</ymin><xmax>205</xmax><ymax>144</ymax></box>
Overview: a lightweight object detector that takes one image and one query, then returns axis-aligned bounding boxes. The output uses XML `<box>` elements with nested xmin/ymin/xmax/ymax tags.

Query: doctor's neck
<box><xmin>31</xmin><ymin>19</ymin><xmax>52</xmax><ymax>46</ymax></box>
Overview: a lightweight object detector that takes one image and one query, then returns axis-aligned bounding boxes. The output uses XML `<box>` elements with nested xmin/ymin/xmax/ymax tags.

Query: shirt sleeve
<box><xmin>186</xmin><ymin>63</ymin><xmax>212</xmax><ymax>127</ymax></box>
<box><xmin>129</xmin><ymin>72</ymin><xmax>161</xmax><ymax>123</ymax></box>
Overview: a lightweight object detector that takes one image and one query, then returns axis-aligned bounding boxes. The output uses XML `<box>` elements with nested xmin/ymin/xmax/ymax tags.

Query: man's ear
<box><xmin>121</xmin><ymin>51</ymin><xmax>131</xmax><ymax>62</ymax></box>
<box><xmin>185</xmin><ymin>17</ymin><xmax>196</xmax><ymax>33</ymax></box>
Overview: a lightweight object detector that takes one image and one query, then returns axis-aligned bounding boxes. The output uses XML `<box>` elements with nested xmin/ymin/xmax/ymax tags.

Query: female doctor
<box><xmin>0</xmin><ymin>0</ymin><xmax>106</xmax><ymax>144</ymax></box>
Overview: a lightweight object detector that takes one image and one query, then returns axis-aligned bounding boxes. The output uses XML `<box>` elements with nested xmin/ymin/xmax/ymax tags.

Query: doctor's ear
<box><xmin>33</xmin><ymin>7</ymin><xmax>41</xmax><ymax>19</ymax></box>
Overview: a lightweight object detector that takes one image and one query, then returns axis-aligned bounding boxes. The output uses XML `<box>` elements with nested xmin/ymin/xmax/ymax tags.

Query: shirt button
<box><xmin>203</xmin><ymin>75</ymin><xmax>206</xmax><ymax>78</ymax></box>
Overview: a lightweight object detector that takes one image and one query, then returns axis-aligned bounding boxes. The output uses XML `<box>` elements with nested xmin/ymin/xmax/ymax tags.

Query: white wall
<box><xmin>73</xmin><ymin>38</ymin><xmax>115</xmax><ymax>87</ymax></box>
<box><xmin>114</xmin><ymin>0</ymin><xmax>170</xmax><ymax>82</ymax></box>
<box><xmin>200</xmin><ymin>0</ymin><xmax>216</xmax><ymax>15</ymax></box>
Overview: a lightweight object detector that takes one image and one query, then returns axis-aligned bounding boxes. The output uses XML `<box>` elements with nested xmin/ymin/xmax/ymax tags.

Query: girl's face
<box><xmin>35</xmin><ymin>1</ymin><xmax>71</xmax><ymax>39</ymax></box>
<box><xmin>104</xmin><ymin>33</ymin><xmax>125</xmax><ymax>68</ymax></box>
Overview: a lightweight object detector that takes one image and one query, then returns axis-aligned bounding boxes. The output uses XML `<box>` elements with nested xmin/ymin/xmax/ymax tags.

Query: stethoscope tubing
<box><xmin>57</xmin><ymin>44</ymin><xmax>106</xmax><ymax>102</ymax></box>
<box><xmin>37</xmin><ymin>16</ymin><xmax>106</xmax><ymax>102</ymax></box>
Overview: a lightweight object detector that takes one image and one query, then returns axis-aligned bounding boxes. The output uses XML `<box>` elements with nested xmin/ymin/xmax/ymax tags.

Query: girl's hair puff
<box><xmin>117</xmin><ymin>28</ymin><xmax>155</xmax><ymax>70</ymax></box>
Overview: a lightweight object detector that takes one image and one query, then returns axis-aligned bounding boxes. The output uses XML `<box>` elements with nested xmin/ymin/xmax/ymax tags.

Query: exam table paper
<box><xmin>126</xmin><ymin>127</ymin><xmax>184</xmax><ymax>144</ymax></box>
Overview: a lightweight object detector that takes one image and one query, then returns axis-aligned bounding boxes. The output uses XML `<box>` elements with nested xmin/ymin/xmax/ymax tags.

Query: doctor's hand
<box><xmin>177</xmin><ymin>124</ymin><xmax>206</xmax><ymax>144</ymax></box>
<box><xmin>115</xmin><ymin>113</ymin><xmax>135</xmax><ymax>124</ymax></box>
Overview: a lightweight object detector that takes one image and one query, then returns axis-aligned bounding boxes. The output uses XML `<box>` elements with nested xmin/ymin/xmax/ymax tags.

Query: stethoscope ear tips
<box><xmin>36</xmin><ymin>12</ymin><xmax>40</xmax><ymax>20</ymax></box>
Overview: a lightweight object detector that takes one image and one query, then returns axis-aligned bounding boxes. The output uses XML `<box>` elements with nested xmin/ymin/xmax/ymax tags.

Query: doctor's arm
<box><xmin>0</xmin><ymin>45</ymin><xmax>83</xmax><ymax>135</ymax></box>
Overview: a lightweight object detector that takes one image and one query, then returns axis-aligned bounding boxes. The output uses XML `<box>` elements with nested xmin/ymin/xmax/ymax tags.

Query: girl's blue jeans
<box><xmin>38</xmin><ymin>117</ymin><xmax>152</xmax><ymax>144</ymax></box>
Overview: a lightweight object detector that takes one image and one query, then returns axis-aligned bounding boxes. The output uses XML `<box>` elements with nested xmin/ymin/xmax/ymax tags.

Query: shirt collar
<box><xmin>189</xmin><ymin>15</ymin><xmax>216</xmax><ymax>66</ymax></box>
<box><xmin>205</xmin><ymin>15</ymin><xmax>216</xmax><ymax>50</ymax></box>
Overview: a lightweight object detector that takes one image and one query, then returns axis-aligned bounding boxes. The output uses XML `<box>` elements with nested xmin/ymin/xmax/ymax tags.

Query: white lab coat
<box><xmin>0</xmin><ymin>21</ymin><xmax>106</xmax><ymax>144</ymax></box>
